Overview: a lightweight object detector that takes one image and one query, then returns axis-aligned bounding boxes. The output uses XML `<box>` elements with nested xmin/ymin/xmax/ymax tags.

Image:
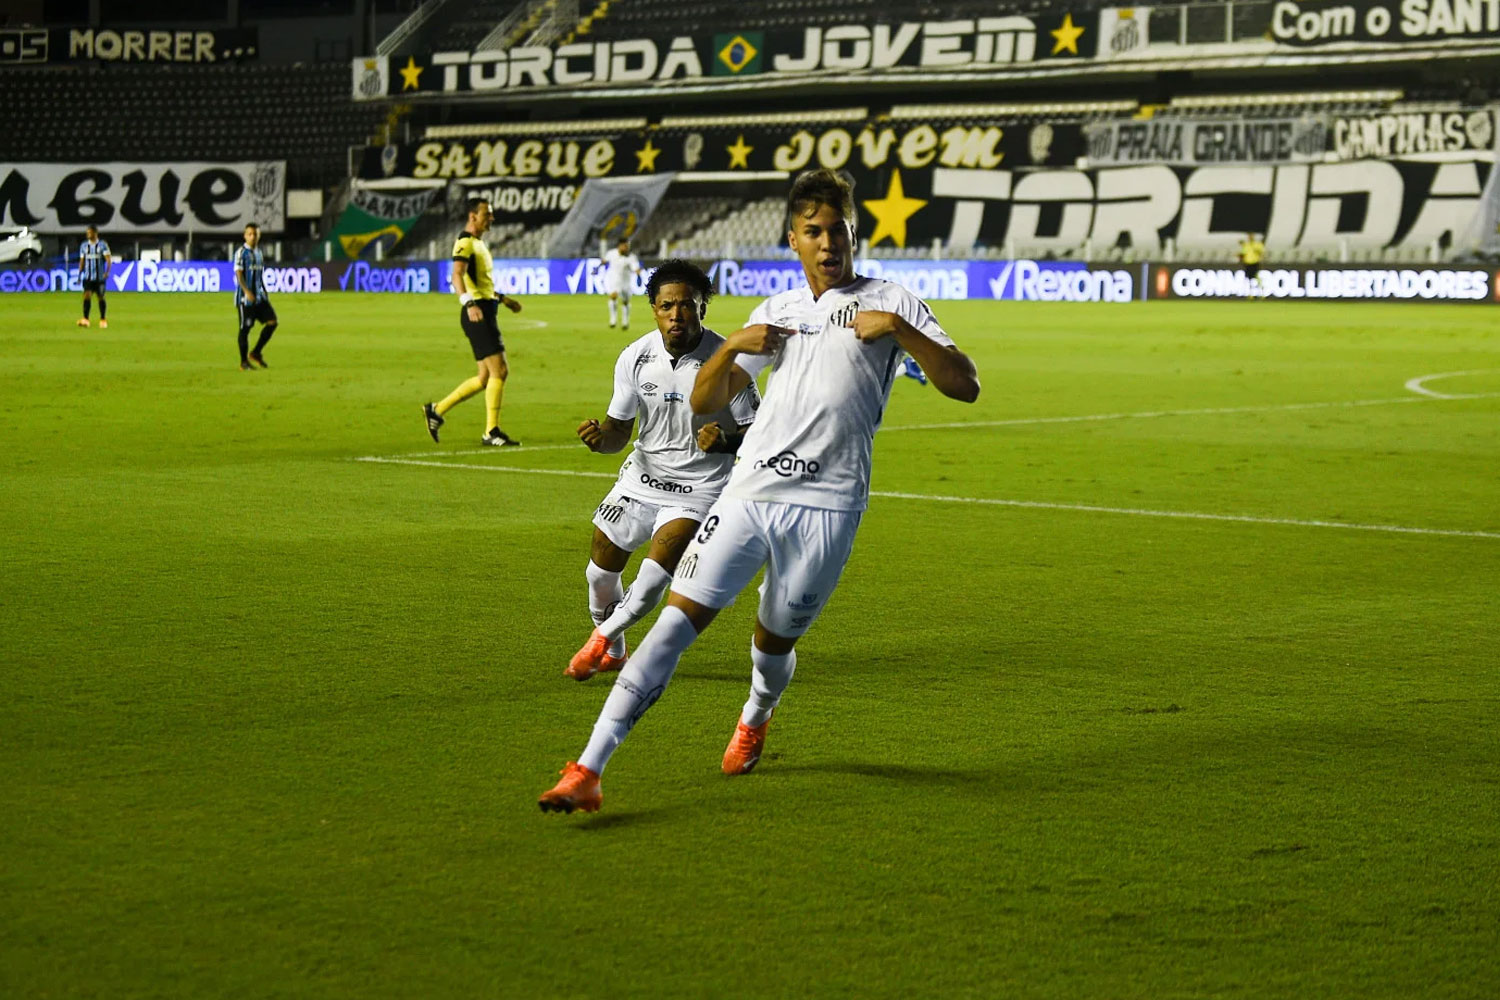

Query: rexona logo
<box><xmin>710</xmin><ymin>259</ymin><xmax>808</xmax><ymax>297</ymax></box>
<box><xmin>640</xmin><ymin>473</ymin><xmax>693</xmax><ymax>494</ymax></box>
<box><xmin>991</xmin><ymin>260</ymin><xmax>1134</xmax><ymax>302</ymax></box>
<box><xmin>339</xmin><ymin>261</ymin><xmax>433</xmax><ymax>293</ymax></box>
<box><xmin>113</xmin><ymin>261</ymin><xmax>228</xmax><ymax>292</ymax></box>
<box><xmin>264</xmin><ymin>266</ymin><xmax>322</xmax><ymax>293</ymax></box>
<box><xmin>754</xmin><ymin>451</ymin><xmax>821</xmax><ymax>480</ymax></box>
<box><xmin>0</xmin><ymin>268</ymin><xmax>79</xmax><ymax>293</ymax></box>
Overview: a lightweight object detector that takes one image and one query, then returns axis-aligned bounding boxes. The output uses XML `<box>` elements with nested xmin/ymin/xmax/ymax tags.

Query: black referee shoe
<box><xmin>481</xmin><ymin>427</ymin><xmax>520</xmax><ymax>447</ymax></box>
<box><xmin>423</xmin><ymin>402</ymin><xmax>444</xmax><ymax>442</ymax></box>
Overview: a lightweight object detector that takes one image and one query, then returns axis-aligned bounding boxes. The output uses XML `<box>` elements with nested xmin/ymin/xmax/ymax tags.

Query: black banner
<box><xmin>17</xmin><ymin>27</ymin><xmax>262</xmax><ymax>63</ymax></box>
<box><xmin>359</xmin><ymin>14</ymin><xmax>1095</xmax><ymax>98</ymax></box>
<box><xmin>1269</xmin><ymin>0</ymin><xmax>1500</xmax><ymax>46</ymax></box>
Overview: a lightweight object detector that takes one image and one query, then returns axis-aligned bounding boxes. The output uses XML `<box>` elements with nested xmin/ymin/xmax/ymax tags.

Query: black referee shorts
<box><xmin>1243</xmin><ymin>264</ymin><xmax>1260</xmax><ymax>280</ymax></box>
<box><xmin>460</xmin><ymin>299</ymin><xmax>505</xmax><ymax>360</ymax></box>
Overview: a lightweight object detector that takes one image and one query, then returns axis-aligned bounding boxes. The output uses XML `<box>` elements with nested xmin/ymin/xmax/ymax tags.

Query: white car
<box><xmin>0</xmin><ymin>226</ymin><xmax>43</xmax><ymax>265</ymax></box>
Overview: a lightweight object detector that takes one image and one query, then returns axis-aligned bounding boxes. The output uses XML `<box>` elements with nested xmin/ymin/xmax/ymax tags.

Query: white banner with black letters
<box><xmin>0</xmin><ymin>161</ymin><xmax>286</xmax><ymax>234</ymax></box>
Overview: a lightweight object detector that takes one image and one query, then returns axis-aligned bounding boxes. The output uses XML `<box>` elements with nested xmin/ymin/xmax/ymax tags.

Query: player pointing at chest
<box><xmin>541</xmin><ymin>168</ymin><xmax>980</xmax><ymax>813</ymax></box>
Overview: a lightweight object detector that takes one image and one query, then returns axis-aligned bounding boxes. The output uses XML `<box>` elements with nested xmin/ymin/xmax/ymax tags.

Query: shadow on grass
<box><xmin>762</xmin><ymin>761</ymin><xmax>996</xmax><ymax>786</ymax></box>
<box><xmin>570</xmin><ymin>803</ymin><xmax>688</xmax><ymax>832</ymax></box>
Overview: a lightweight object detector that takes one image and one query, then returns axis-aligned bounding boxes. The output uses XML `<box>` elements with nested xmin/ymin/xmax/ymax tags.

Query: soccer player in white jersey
<box><xmin>540</xmin><ymin>169</ymin><xmax>980</xmax><ymax>813</ymax></box>
<box><xmin>567</xmin><ymin>259</ymin><xmax>760</xmax><ymax>682</ymax></box>
<box><xmin>596</xmin><ymin>238</ymin><xmax>642</xmax><ymax>330</ymax></box>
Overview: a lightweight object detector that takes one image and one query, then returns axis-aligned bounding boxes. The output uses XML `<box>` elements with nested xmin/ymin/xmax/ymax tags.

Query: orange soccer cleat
<box><xmin>76</xmin><ymin>317</ymin><xmax>90</xmax><ymax>327</ymax></box>
<box><xmin>565</xmin><ymin>630</ymin><xmax>628</xmax><ymax>681</ymax></box>
<box><xmin>721</xmin><ymin>714</ymin><xmax>772</xmax><ymax>775</ymax></box>
<box><xmin>537</xmin><ymin>761</ymin><xmax>602</xmax><ymax>814</ymax></box>
<box><xmin>99</xmin><ymin>319</ymin><xmax>109</xmax><ymax>329</ymax></box>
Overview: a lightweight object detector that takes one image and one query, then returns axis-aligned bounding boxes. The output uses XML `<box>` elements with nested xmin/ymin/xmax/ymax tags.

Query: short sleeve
<box><xmin>728</xmin><ymin>377</ymin><xmax>761</xmax><ymax>425</ymax></box>
<box><xmin>100</xmin><ymin>242</ymin><xmax>110</xmax><ymax>255</ymax></box>
<box><xmin>452</xmin><ymin>236</ymin><xmax>473</xmax><ymax>262</ymax></box>
<box><xmin>732</xmin><ymin>298</ymin><xmax>777</xmax><ymax>379</ymax></box>
<box><xmin>895</xmin><ymin>288</ymin><xmax>954</xmax><ymax>348</ymax></box>
<box><xmin>232</xmin><ymin>248</ymin><xmax>244</xmax><ymax>272</ymax></box>
<box><xmin>605</xmin><ymin>349</ymin><xmax>638</xmax><ymax>422</ymax></box>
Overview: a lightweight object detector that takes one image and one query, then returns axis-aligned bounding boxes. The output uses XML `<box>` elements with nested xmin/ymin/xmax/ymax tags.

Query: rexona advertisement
<box><xmin>0</xmin><ymin>161</ymin><xmax>286</xmax><ymax>234</ymax></box>
<box><xmin>3</xmin><ymin>258</ymin><xmax>1495</xmax><ymax>304</ymax></box>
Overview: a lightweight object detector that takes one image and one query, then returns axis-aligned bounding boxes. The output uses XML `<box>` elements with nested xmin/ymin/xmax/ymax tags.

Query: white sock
<box><xmin>620</xmin><ymin>301</ymin><xmax>630</xmax><ymax>327</ymax></box>
<box><xmin>741</xmin><ymin>643</ymin><xmax>796</xmax><ymax>727</ymax></box>
<box><xmin>607</xmin><ymin>299</ymin><xmax>617</xmax><ymax>324</ymax></box>
<box><xmin>578</xmin><ymin>605</ymin><xmax>698</xmax><ymax>774</ymax></box>
<box><xmin>598</xmin><ymin>558</ymin><xmax>672</xmax><ymax>641</ymax></box>
<box><xmin>585</xmin><ymin>560</ymin><xmax>625</xmax><ymax>658</ymax></box>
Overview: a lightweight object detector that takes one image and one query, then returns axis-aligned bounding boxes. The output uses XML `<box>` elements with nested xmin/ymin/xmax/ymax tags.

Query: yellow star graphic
<box><xmin>862</xmin><ymin>169</ymin><xmax>926</xmax><ymax>248</ymax></box>
<box><xmin>726</xmin><ymin>134</ymin><xmax>753</xmax><ymax>169</ymax></box>
<box><xmin>1051</xmin><ymin>14</ymin><xmax>1085</xmax><ymax>55</ymax></box>
<box><xmin>399</xmin><ymin>56</ymin><xmax>423</xmax><ymax>90</ymax></box>
<box><xmin>635</xmin><ymin>138</ymin><xmax>661</xmax><ymax>172</ymax></box>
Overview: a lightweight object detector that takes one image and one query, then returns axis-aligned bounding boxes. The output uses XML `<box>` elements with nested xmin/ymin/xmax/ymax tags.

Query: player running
<box><xmin>568</xmin><ymin>259</ymin><xmax>760</xmax><ymax>682</ymax></box>
<box><xmin>76</xmin><ymin>225</ymin><xmax>111</xmax><ymax>328</ymax></box>
<box><xmin>540</xmin><ymin>169</ymin><xmax>980</xmax><ymax>813</ymax></box>
<box><xmin>596</xmin><ymin>238</ymin><xmax>642</xmax><ymax>330</ymax></box>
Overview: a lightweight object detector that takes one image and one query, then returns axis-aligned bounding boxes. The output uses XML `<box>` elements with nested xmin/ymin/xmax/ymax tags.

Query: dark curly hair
<box><xmin>646</xmin><ymin>258</ymin><xmax>714</xmax><ymax>305</ymax></box>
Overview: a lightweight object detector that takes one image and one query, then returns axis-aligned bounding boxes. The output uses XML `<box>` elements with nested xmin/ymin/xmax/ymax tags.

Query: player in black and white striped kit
<box><xmin>76</xmin><ymin>225</ymin><xmax>111</xmax><ymax>328</ymax></box>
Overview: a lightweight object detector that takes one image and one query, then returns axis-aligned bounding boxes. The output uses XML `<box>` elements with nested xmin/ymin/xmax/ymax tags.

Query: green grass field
<box><xmin>2</xmin><ymin>291</ymin><xmax>1497</xmax><ymax>998</ymax></box>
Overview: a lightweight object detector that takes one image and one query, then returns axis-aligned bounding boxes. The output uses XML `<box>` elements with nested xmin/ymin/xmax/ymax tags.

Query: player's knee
<box><xmin>753</xmin><ymin>621</ymin><xmax>798</xmax><ymax>656</ymax></box>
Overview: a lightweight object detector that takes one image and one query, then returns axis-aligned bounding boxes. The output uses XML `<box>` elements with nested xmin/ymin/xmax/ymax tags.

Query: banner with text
<box><xmin>0</xmin><ymin>161</ymin><xmax>285</xmax><ymax>234</ymax></box>
<box><xmin>0</xmin><ymin>27</ymin><xmax>259</xmax><ymax>64</ymax></box>
<box><xmin>544</xmin><ymin>173</ymin><xmax>677</xmax><ymax>257</ymax></box>
<box><xmin>1329</xmin><ymin>109</ymin><xmax>1496</xmax><ymax>159</ymax></box>
<box><xmin>1085</xmin><ymin>117</ymin><xmax>1328</xmax><ymax>166</ymax></box>
<box><xmin>1268</xmin><ymin>0</ymin><xmax>1500</xmax><ymax>46</ymax></box>
<box><xmin>328</xmin><ymin>184</ymin><xmax>440</xmax><ymax>259</ymax></box>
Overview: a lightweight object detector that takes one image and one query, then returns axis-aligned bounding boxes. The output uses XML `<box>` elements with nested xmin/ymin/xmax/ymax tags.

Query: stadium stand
<box><xmin>1</xmin><ymin>64</ymin><xmax>389</xmax><ymax>190</ymax></box>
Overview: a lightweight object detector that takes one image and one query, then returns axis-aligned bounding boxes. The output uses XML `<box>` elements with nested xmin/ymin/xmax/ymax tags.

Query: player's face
<box><xmin>244</xmin><ymin>226</ymin><xmax>259</xmax><ymax>248</ymax></box>
<box><xmin>85</xmin><ymin>227</ymin><xmax>97</xmax><ymax>242</ymax></box>
<box><xmin>789</xmin><ymin>202</ymin><xmax>855</xmax><ymax>294</ymax></box>
<box><xmin>652</xmin><ymin>281</ymin><xmax>704</xmax><ymax>354</ymax></box>
<box><xmin>471</xmin><ymin>202</ymin><xmax>493</xmax><ymax>234</ymax></box>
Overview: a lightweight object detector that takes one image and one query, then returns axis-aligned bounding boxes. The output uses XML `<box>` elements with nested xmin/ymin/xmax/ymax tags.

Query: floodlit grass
<box><xmin>2</xmin><ymin>292</ymin><xmax>1497</xmax><ymax>998</ymax></box>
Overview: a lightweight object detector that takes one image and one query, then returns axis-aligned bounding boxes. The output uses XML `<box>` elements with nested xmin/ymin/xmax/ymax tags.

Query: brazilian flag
<box><xmin>713</xmin><ymin>32</ymin><xmax>763</xmax><ymax>75</ymax></box>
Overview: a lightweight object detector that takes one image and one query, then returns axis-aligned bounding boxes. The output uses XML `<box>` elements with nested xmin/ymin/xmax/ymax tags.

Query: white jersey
<box><xmin>602</xmin><ymin>248</ymin><xmax>641</xmax><ymax>292</ymax></box>
<box><xmin>608</xmin><ymin>327</ymin><xmax>761</xmax><ymax>511</ymax></box>
<box><xmin>726</xmin><ymin>276</ymin><xmax>954</xmax><ymax>511</ymax></box>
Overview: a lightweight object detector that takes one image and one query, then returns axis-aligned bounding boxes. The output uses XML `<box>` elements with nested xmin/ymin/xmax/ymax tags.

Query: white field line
<box><xmin>357</xmin><ymin>376</ymin><xmax>1500</xmax><ymax>541</ymax></box>
<box><xmin>1403</xmin><ymin>369</ymin><xmax>1500</xmax><ymax>400</ymax></box>
<box><xmin>352</xmin><ymin>457</ymin><xmax>1500</xmax><ymax>540</ymax></box>
<box><xmin>884</xmin><ymin>391</ymin><xmax>1497</xmax><ymax>433</ymax></box>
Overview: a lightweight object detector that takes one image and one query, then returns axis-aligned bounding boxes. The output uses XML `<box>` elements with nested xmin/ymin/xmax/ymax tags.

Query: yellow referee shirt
<box><xmin>452</xmin><ymin>233</ymin><xmax>496</xmax><ymax>300</ymax></box>
<box><xmin>1239</xmin><ymin>238</ymin><xmax>1265</xmax><ymax>266</ymax></box>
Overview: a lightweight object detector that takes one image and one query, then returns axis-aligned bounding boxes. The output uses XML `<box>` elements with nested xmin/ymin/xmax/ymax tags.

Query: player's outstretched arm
<box><xmin>853</xmin><ymin>311</ymin><xmax>979</xmax><ymax>403</ymax></box>
<box><xmin>691</xmin><ymin>325</ymin><xmax>793</xmax><ymax>414</ymax></box>
<box><xmin>578</xmin><ymin>416</ymin><xmax>634</xmax><ymax>453</ymax></box>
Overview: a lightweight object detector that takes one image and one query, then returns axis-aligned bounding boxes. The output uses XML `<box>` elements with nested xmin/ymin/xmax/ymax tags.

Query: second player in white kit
<box><xmin>541</xmin><ymin>169</ymin><xmax>981</xmax><ymax>814</ymax></box>
<box><xmin>597</xmin><ymin>238</ymin><xmax>643</xmax><ymax>330</ymax></box>
<box><xmin>569</xmin><ymin>259</ymin><xmax>760</xmax><ymax>681</ymax></box>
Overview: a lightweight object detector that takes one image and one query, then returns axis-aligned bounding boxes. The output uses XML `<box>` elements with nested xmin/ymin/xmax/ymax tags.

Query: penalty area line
<box><xmin>351</xmin><ymin>457</ymin><xmax>1499</xmax><ymax>540</ymax></box>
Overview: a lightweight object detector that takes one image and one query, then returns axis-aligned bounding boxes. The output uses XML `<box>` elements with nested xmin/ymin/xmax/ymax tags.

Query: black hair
<box><xmin>786</xmin><ymin>168</ymin><xmax>856</xmax><ymax>232</ymax></box>
<box><xmin>244</xmin><ymin>222</ymin><xmax>260</xmax><ymax>231</ymax></box>
<box><xmin>646</xmin><ymin>258</ymin><xmax>713</xmax><ymax>306</ymax></box>
<box><xmin>464</xmin><ymin>196</ymin><xmax>489</xmax><ymax>218</ymax></box>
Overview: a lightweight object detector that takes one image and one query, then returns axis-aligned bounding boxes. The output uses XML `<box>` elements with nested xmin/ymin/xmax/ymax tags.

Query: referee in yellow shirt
<box><xmin>423</xmin><ymin>197</ymin><xmax>524</xmax><ymax>446</ymax></box>
<box><xmin>1239</xmin><ymin>232</ymin><xmax>1266</xmax><ymax>298</ymax></box>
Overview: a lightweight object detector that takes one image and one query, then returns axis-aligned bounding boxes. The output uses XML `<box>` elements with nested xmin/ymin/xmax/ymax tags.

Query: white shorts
<box><xmin>670</xmin><ymin>496</ymin><xmax>862</xmax><ymax>638</ymax></box>
<box><xmin>606</xmin><ymin>283</ymin><xmax>631</xmax><ymax>299</ymax></box>
<box><xmin>592</xmin><ymin>487</ymin><xmax>706</xmax><ymax>552</ymax></box>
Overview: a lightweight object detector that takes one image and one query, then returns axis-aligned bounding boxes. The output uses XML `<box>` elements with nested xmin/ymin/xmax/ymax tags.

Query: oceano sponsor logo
<box><xmin>640</xmin><ymin>473</ymin><xmax>694</xmax><ymax>494</ymax></box>
<box><xmin>1170</xmin><ymin>267</ymin><xmax>1490</xmax><ymax>301</ymax></box>
<box><xmin>710</xmin><ymin>259</ymin><xmax>807</xmax><ymax>297</ymax></box>
<box><xmin>264</xmin><ymin>266</ymin><xmax>322</xmax><ymax>294</ymax></box>
<box><xmin>754</xmin><ymin>451</ymin><xmax>821</xmax><ymax>480</ymax></box>
<box><xmin>994</xmin><ymin>260</ymin><xmax>1133</xmax><ymax>302</ymax></box>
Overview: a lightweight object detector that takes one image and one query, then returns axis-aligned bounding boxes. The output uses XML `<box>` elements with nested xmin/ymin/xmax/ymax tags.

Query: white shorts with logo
<box><xmin>669</xmin><ymin>496</ymin><xmax>863</xmax><ymax>638</ymax></box>
<box><xmin>592</xmin><ymin>487</ymin><xmax>709</xmax><ymax>551</ymax></box>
